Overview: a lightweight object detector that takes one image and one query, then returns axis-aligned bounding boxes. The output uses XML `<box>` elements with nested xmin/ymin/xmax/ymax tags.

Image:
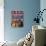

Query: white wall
<box><xmin>40</xmin><ymin>0</ymin><xmax>46</xmax><ymax>27</ymax></box>
<box><xmin>0</xmin><ymin>0</ymin><xmax>4</xmax><ymax>42</ymax></box>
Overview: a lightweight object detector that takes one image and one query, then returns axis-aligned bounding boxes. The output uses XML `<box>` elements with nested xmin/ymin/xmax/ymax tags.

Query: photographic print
<box><xmin>11</xmin><ymin>11</ymin><xmax>24</xmax><ymax>27</ymax></box>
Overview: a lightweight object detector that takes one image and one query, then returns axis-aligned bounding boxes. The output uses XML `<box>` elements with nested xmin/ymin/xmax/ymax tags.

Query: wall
<box><xmin>40</xmin><ymin>0</ymin><xmax>46</xmax><ymax>27</ymax></box>
<box><xmin>4</xmin><ymin>0</ymin><xmax>40</xmax><ymax>42</ymax></box>
<box><xmin>0</xmin><ymin>0</ymin><xmax>4</xmax><ymax>42</ymax></box>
